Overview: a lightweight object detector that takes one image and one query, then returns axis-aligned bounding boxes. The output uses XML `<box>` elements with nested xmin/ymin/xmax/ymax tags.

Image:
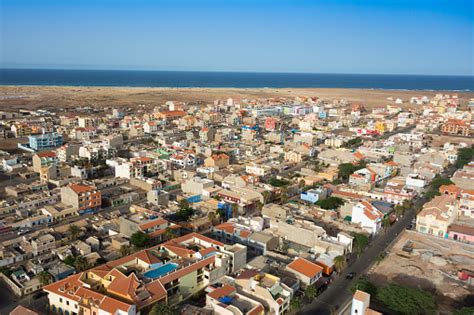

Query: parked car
<box><xmin>346</xmin><ymin>272</ymin><xmax>357</xmax><ymax>279</ymax></box>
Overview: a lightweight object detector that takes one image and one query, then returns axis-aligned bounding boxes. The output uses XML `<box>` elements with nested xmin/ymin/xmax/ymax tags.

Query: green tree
<box><xmin>148</xmin><ymin>302</ymin><xmax>177</xmax><ymax>315</ymax></box>
<box><xmin>68</xmin><ymin>224</ymin><xmax>81</xmax><ymax>241</ymax></box>
<box><xmin>350</xmin><ymin>278</ymin><xmax>378</xmax><ymax>296</ymax></box>
<box><xmin>268</xmin><ymin>178</ymin><xmax>290</xmax><ymax>187</ymax></box>
<box><xmin>178</xmin><ymin>199</ymin><xmax>190</xmax><ymax>211</ymax></box>
<box><xmin>176</xmin><ymin>206</ymin><xmax>195</xmax><ymax>221</ymax></box>
<box><xmin>95</xmin><ymin>257</ymin><xmax>107</xmax><ymax>266</ymax></box>
<box><xmin>289</xmin><ymin>297</ymin><xmax>302</xmax><ymax>314</ymax></box>
<box><xmin>338</xmin><ymin>163</ymin><xmax>356</xmax><ymax>180</ymax></box>
<box><xmin>0</xmin><ymin>266</ymin><xmax>12</xmax><ymax>277</ymax></box>
<box><xmin>316</xmin><ymin>197</ymin><xmax>345</xmax><ymax>210</ymax></box>
<box><xmin>304</xmin><ymin>285</ymin><xmax>317</xmax><ymax>301</ymax></box>
<box><xmin>216</xmin><ymin>208</ymin><xmax>225</xmax><ymax>220</ymax></box>
<box><xmin>254</xmin><ymin>200</ymin><xmax>263</xmax><ymax>213</ymax></box>
<box><xmin>395</xmin><ymin>205</ymin><xmax>405</xmax><ymax>216</ymax></box>
<box><xmin>338</xmin><ymin>161</ymin><xmax>367</xmax><ymax>180</ymax></box>
<box><xmin>74</xmin><ymin>256</ymin><xmax>89</xmax><ymax>271</ymax></box>
<box><xmin>63</xmin><ymin>255</ymin><xmax>76</xmax><ymax>267</ymax></box>
<box><xmin>262</xmin><ymin>190</ymin><xmax>271</xmax><ymax>204</ymax></box>
<box><xmin>38</xmin><ymin>271</ymin><xmax>53</xmax><ymax>286</ymax></box>
<box><xmin>333</xmin><ymin>255</ymin><xmax>347</xmax><ymax>272</ymax></box>
<box><xmin>455</xmin><ymin>146</ymin><xmax>474</xmax><ymax>169</ymax></box>
<box><xmin>120</xmin><ymin>245</ymin><xmax>131</xmax><ymax>257</ymax></box>
<box><xmin>353</xmin><ymin>233</ymin><xmax>369</xmax><ymax>256</ymax></box>
<box><xmin>130</xmin><ymin>231</ymin><xmax>150</xmax><ymax>248</ymax></box>
<box><xmin>454</xmin><ymin>307</ymin><xmax>474</xmax><ymax>315</ymax></box>
<box><xmin>376</xmin><ymin>284</ymin><xmax>436</xmax><ymax>315</ymax></box>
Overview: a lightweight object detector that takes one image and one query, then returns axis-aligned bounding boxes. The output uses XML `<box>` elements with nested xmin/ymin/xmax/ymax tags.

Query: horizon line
<box><xmin>1</xmin><ymin>67</ymin><xmax>473</xmax><ymax>77</ymax></box>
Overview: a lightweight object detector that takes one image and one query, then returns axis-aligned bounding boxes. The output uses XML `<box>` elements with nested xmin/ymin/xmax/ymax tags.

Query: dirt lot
<box><xmin>1</xmin><ymin>86</ymin><xmax>473</xmax><ymax>111</ymax></box>
<box><xmin>368</xmin><ymin>230</ymin><xmax>474</xmax><ymax>312</ymax></box>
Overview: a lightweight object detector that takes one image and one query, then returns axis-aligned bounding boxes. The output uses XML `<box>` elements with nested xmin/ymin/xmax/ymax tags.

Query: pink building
<box><xmin>448</xmin><ymin>224</ymin><xmax>474</xmax><ymax>243</ymax></box>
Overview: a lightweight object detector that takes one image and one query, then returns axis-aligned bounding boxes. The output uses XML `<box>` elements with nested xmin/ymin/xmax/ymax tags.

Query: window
<box><xmin>60</xmin><ymin>298</ymin><xmax>63</xmax><ymax>303</ymax></box>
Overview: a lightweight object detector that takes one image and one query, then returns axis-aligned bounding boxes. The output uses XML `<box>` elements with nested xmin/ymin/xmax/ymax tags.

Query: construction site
<box><xmin>368</xmin><ymin>230</ymin><xmax>474</xmax><ymax>312</ymax></box>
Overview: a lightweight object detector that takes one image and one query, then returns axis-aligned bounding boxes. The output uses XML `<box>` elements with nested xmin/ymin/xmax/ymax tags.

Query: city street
<box><xmin>299</xmin><ymin>165</ymin><xmax>458</xmax><ymax>314</ymax></box>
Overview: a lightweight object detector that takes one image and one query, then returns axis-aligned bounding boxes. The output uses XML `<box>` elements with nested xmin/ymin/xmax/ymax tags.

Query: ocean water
<box><xmin>0</xmin><ymin>69</ymin><xmax>472</xmax><ymax>90</ymax></box>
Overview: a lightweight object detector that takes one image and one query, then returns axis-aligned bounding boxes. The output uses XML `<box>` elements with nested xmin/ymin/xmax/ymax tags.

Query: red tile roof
<box><xmin>69</xmin><ymin>183</ymin><xmax>96</xmax><ymax>194</ymax></box>
<box><xmin>207</xmin><ymin>284</ymin><xmax>236</xmax><ymax>300</ymax></box>
<box><xmin>287</xmin><ymin>258</ymin><xmax>323</xmax><ymax>278</ymax></box>
<box><xmin>36</xmin><ymin>151</ymin><xmax>57</xmax><ymax>158</ymax></box>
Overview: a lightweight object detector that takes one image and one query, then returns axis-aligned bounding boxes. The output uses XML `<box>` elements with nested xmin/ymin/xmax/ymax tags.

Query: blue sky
<box><xmin>1</xmin><ymin>0</ymin><xmax>473</xmax><ymax>75</ymax></box>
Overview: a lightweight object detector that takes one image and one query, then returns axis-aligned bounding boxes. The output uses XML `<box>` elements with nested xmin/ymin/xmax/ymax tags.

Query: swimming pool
<box><xmin>143</xmin><ymin>263</ymin><xmax>179</xmax><ymax>279</ymax></box>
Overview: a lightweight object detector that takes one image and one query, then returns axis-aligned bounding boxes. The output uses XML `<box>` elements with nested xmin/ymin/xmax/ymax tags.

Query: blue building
<box><xmin>300</xmin><ymin>187</ymin><xmax>328</xmax><ymax>204</ymax></box>
<box><xmin>28</xmin><ymin>132</ymin><xmax>63</xmax><ymax>151</ymax></box>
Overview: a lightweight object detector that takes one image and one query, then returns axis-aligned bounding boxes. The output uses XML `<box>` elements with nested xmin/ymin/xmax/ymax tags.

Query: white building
<box><xmin>351</xmin><ymin>201</ymin><xmax>384</xmax><ymax>235</ymax></box>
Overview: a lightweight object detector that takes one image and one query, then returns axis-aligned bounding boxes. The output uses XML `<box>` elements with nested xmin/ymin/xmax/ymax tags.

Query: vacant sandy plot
<box><xmin>368</xmin><ymin>230</ymin><xmax>474</xmax><ymax>312</ymax></box>
<box><xmin>1</xmin><ymin>86</ymin><xmax>473</xmax><ymax>111</ymax></box>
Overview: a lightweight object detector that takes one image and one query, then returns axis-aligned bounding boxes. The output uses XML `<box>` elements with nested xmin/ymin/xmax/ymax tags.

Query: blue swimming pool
<box><xmin>143</xmin><ymin>263</ymin><xmax>179</xmax><ymax>279</ymax></box>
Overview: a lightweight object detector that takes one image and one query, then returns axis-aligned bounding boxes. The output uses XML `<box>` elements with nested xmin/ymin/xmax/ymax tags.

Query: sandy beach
<box><xmin>1</xmin><ymin>85</ymin><xmax>473</xmax><ymax>111</ymax></box>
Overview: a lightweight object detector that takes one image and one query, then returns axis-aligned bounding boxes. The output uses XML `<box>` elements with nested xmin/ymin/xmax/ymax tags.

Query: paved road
<box><xmin>300</xmin><ymin>206</ymin><xmax>417</xmax><ymax>315</ymax></box>
<box><xmin>299</xmin><ymin>165</ymin><xmax>458</xmax><ymax>314</ymax></box>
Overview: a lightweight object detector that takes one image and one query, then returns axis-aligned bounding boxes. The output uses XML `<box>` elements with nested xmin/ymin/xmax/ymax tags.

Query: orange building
<box><xmin>60</xmin><ymin>184</ymin><xmax>102</xmax><ymax>214</ymax></box>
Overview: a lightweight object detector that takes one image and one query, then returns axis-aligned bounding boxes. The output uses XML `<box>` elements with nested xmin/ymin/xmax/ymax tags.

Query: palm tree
<box><xmin>164</xmin><ymin>227</ymin><xmax>176</xmax><ymax>240</ymax></box>
<box><xmin>231</xmin><ymin>203</ymin><xmax>239</xmax><ymax>218</ymax></box>
<box><xmin>38</xmin><ymin>271</ymin><xmax>53</xmax><ymax>286</ymax></box>
<box><xmin>382</xmin><ymin>217</ymin><xmax>391</xmax><ymax>231</ymax></box>
<box><xmin>304</xmin><ymin>285</ymin><xmax>317</xmax><ymax>301</ymax></box>
<box><xmin>280</xmin><ymin>190</ymin><xmax>289</xmax><ymax>204</ymax></box>
<box><xmin>207</xmin><ymin>211</ymin><xmax>216</xmax><ymax>224</ymax></box>
<box><xmin>120</xmin><ymin>245</ymin><xmax>131</xmax><ymax>257</ymax></box>
<box><xmin>68</xmin><ymin>224</ymin><xmax>81</xmax><ymax>241</ymax></box>
<box><xmin>333</xmin><ymin>255</ymin><xmax>347</xmax><ymax>272</ymax></box>
<box><xmin>299</xmin><ymin>179</ymin><xmax>306</xmax><ymax>189</ymax></box>
<box><xmin>262</xmin><ymin>190</ymin><xmax>271</xmax><ymax>204</ymax></box>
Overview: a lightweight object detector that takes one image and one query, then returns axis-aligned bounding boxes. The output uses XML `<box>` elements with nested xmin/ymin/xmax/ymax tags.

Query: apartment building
<box><xmin>60</xmin><ymin>184</ymin><xmax>102</xmax><ymax>215</ymax></box>
<box><xmin>28</xmin><ymin>132</ymin><xmax>63</xmax><ymax>151</ymax></box>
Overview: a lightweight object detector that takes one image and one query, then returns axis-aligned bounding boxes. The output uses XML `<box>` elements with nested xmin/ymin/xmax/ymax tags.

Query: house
<box><xmin>143</xmin><ymin>121</ymin><xmax>158</xmax><ymax>134</ymax></box>
<box><xmin>300</xmin><ymin>186</ymin><xmax>328</xmax><ymax>204</ymax></box>
<box><xmin>204</xmin><ymin>153</ymin><xmax>230</xmax><ymax>169</ymax></box>
<box><xmin>351</xmin><ymin>201</ymin><xmax>384</xmax><ymax>235</ymax></box>
<box><xmin>32</xmin><ymin>151</ymin><xmax>58</xmax><ymax>172</ymax></box>
<box><xmin>447</xmin><ymin>224</ymin><xmax>474</xmax><ymax>243</ymax></box>
<box><xmin>205</xmin><ymin>283</ymin><xmax>265</xmax><ymax>315</ymax></box>
<box><xmin>235</xmin><ymin>272</ymin><xmax>292</xmax><ymax>315</ymax></box>
<box><xmin>286</xmin><ymin>258</ymin><xmax>323</xmax><ymax>287</ymax></box>
<box><xmin>416</xmin><ymin>194</ymin><xmax>458</xmax><ymax>238</ymax></box>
